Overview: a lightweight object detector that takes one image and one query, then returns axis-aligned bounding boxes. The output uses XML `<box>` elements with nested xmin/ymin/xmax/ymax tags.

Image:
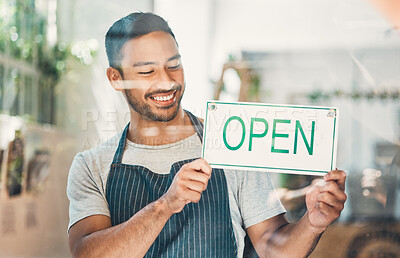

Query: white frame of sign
<box><xmin>202</xmin><ymin>101</ymin><xmax>339</xmax><ymax>176</ymax></box>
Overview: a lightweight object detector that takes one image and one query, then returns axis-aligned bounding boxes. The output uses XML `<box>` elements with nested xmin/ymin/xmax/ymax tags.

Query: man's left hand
<box><xmin>305</xmin><ymin>170</ymin><xmax>347</xmax><ymax>233</ymax></box>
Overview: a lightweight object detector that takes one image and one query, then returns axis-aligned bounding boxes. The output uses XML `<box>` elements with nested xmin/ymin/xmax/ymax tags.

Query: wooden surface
<box><xmin>309</xmin><ymin>221</ymin><xmax>400</xmax><ymax>258</ymax></box>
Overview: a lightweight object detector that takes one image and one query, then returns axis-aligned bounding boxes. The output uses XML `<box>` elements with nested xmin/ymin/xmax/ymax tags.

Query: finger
<box><xmin>186</xmin><ymin>158</ymin><xmax>212</xmax><ymax>176</ymax></box>
<box><xmin>319</xmin><ymin>181</ymin><xmax>347</xmax><ymax>202</ymax></box>
<box><xmin>315</xmin><ymin>201</ymin><xmax>340</xmax><ymax>219</ymax></box>
<box><xmin>186</xmin><ymin>180</ymin><xmax>207</xmax><ymax>194</ymax></box>
<box><xmin>324</xmin><ymin>170</ymin><xmax>346</xmax><ymax>191</ymax></box>
<box><xmin>185</xmin><ymin>190</ymin><xmax>202</xmax><ymax>204</ymax></box>
<box><xmin>183</xmin><ymin>171</ymin><xmax>210</xmax><ymax>185</ymax></box>
<box><xmin>317</xmin><ymin>192</ymin><xmax>344</xmax><ymax>211</ymax></box>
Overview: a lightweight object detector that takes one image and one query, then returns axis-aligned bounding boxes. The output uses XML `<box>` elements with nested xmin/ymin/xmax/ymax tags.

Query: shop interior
<box><xmin>0</xmin><ymin>0</ymin><xmax>400</xmax><ymax>257</ymax></box>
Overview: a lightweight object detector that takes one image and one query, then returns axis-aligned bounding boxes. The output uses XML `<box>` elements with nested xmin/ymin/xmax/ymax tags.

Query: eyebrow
<box><xmin>132</xmin><ymin>54</ymin><xmax>181</xmax><ymax>67</ymax></box>
<box><xmin>167</xmin><ymin>54</ymin><xmax>181</xmax><ymax>62</ymax></box>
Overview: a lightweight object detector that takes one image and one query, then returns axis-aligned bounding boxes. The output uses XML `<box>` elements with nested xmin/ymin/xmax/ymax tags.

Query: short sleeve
<box><xmin>238</xmin><ymin>171</ymin><xmax>286</xmax><ymax>229</ymax></box>
<box><xmin>66</xmin><ymin>153</ymin><xmax>110</xmax><ymax>233</ymax></box>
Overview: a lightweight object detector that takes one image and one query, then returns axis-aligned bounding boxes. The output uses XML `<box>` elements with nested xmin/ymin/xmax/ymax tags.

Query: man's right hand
<box><xmin>161</xmin><ymin>158</ymin><xmax>212</xmax><ymax>214</ymax></box>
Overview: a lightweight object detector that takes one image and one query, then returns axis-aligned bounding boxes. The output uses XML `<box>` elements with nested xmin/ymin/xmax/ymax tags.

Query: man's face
<box><xmin>119</xmin><ymin>31</ymin><xmax>185</xmax><ymax>122</ymax></box>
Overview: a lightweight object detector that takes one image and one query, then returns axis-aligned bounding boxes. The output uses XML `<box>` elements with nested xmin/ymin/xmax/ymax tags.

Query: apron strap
<box><xmin>111</xmin><ymin>110</ymin><xmax>203</xmax><ymax>164</ymax></box>
<box><xmin>111</xmin><ymin>123</ymin><xmax>130</xmax><ymax>164</ymax></box>
<box><xmin>184</xmin><ymin>109</ymin><xmax>204</xmax><ymax>143</ymax></box>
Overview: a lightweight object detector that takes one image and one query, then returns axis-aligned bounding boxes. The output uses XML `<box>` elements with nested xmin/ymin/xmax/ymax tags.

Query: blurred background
<box><xmin>0</xmin><ymin>0</ymin><xmax>400</xmax><ymax>257</ymax></box>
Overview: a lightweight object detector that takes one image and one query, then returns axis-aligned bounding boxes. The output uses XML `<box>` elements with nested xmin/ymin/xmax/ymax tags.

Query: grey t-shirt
<box><xmin>67</xmin><ymin>131</ymin><xmax>285</xmax><ymax>257</ymax></box>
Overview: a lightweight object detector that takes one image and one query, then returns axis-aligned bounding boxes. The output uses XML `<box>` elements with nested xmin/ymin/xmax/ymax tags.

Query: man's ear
<box><xmin>107</xmin><ymin>67</ymin><xmax>124</xmax><ymax>91</ymax></box>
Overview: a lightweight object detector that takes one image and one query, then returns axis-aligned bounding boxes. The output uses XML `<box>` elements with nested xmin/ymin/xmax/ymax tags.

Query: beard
<box><xmin>124</xmin><ymin>84</ymin><xmax>184</xmax><ymax>122</ymax></box>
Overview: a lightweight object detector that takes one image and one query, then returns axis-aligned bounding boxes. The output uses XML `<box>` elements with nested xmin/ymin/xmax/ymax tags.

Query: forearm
<box><xmin>261</xmin><ymin>212</ymin><xmax>323</xmax><ymax>258</ymax></box>
<box><xmin>73</xmin><ymin>198</ymin><xmax>173</xmax><ymax>258</ymax></box>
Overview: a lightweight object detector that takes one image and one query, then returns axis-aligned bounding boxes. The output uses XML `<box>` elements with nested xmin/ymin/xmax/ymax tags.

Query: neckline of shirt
<box><xmin>125</xmin><ymin>132</ymin><xmax>199</xmax><ymax>150</ymax></box>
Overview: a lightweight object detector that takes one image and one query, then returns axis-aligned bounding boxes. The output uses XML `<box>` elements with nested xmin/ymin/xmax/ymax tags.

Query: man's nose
<box><xmin>156</xmin><ymin>68</ymin><xmax>174</xmax><ymax>90</ymax></box>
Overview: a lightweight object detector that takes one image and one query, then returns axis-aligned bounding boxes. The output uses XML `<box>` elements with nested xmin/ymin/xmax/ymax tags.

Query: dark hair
<box><xmin>105</xmin><ymin>12</ymin><xmax>176</xmax><ymax>71</ymax></box>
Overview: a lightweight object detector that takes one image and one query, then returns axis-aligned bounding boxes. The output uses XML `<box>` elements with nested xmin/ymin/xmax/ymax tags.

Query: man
<box><xmin>67</xmin><ymin>12</ymin><xmax>347</xmax><ymax>257</ymax></box>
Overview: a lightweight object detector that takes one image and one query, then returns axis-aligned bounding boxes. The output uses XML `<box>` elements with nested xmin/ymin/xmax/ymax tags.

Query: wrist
<box><xmin>155</xmin><ymin>197</ymin><xmax>174</xmax><ymax>217</ymax></box>
<box><xmin>305</xmin><ymin>212</ymin><xmax>326</xmax><ymax>235</ymax></box>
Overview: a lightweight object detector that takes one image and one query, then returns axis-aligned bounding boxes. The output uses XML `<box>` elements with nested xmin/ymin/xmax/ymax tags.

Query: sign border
<box><xmin>202</xmin><ymin>100</ymin><xmax>338</xmax><ymax>175</ymax></box>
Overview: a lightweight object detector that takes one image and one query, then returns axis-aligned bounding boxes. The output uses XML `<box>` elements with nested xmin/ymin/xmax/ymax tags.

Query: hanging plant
<box><xmin>307</xmin><ymin>88</ymin><xmax>400</xmax><ymax>102</ymax></box>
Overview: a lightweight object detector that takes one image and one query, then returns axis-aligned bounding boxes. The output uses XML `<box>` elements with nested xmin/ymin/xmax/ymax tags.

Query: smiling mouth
<box><xmin>149</xmin><ymin>90</ymin><xmax>177</xmax><ymax>106</ymax></box>
<box><xmin>150</xmin><ymin>91</ymin><xmax>175</xmax><ymax>102</ymax></box>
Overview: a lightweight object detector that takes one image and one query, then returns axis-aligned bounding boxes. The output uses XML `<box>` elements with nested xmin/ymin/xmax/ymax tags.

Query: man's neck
<box><xmin>127</xmin><ymin>108</ymin><xmax>196</xmax><ymax>146</ymax></box>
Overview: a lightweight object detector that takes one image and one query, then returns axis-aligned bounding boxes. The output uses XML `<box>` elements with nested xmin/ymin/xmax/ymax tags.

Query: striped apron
<box><xmin>105</xmin><ymin>110</ymin><xmax>237</xmax><ymax>257</ymax></box>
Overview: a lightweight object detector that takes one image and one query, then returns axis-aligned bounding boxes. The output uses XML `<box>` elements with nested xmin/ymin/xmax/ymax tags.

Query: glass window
<box><xmin>0</xmin><ymin>0</ymin><xmax>56</xmax><ymax>124</ymax></box>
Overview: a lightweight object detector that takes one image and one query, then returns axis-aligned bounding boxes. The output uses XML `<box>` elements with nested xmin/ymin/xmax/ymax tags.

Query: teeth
<box><xmin>153</xmin><ymin>93</ymin><xmax>174</xmax><ymax>102</ymax></box>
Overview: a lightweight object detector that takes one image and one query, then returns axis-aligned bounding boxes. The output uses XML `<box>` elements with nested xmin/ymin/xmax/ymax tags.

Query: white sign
<box><xmin>202</xmin><ymin>101</ymin><xmax>339</xmax><ymax>176</ymax></box>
